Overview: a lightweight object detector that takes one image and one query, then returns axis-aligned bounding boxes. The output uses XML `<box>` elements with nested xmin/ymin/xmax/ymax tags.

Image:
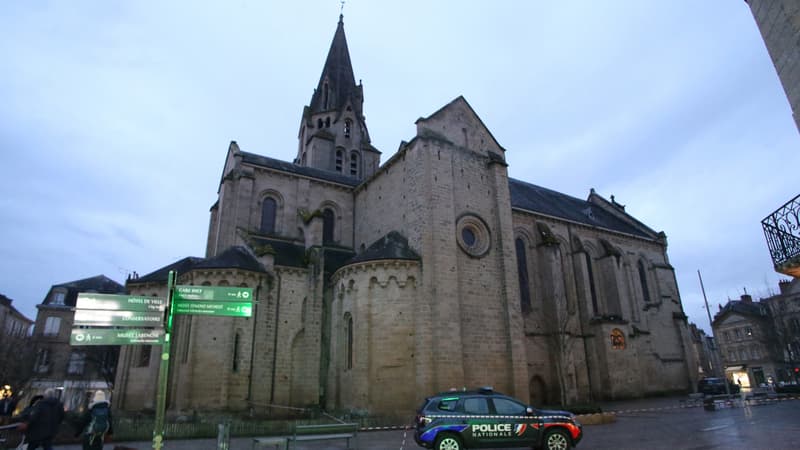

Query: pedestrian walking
<box><xmin>75</xmin><ymin>391</ymin><xmax>113</xmax><ymax>450</ymax></box>
<box><xmin>16</xmin><ymin>389</ymin><xmax>64</xmax><ymax>450</ymax></box>
<box><xmin>0</xmin><ymin>390</ymin><xmax>19</xmax><ymax>425</ymax></box>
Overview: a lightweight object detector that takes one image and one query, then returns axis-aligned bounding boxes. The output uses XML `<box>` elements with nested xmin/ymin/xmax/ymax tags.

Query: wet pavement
<box><xmin>43</xmin><ymin>395</ymin><xmax>800</xmax><ymax>450</ymax></box>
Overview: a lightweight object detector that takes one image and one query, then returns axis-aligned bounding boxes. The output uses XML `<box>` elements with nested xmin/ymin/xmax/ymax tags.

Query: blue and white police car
<box><xmin>414</xmin><ymin>387</ymin><xmax>582</xmax><ymax>450</ymax></box>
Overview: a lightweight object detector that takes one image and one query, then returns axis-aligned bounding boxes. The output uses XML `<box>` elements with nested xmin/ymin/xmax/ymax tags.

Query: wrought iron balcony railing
<box><xmin>762</xmin><ymin>193</ymin><xmax>800</xmax><ymax>277</ymax></box>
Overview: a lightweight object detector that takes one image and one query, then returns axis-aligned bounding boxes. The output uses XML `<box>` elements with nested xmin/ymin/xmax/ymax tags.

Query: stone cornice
<box><xmin>332</xmin><ymin>259</ymin><xmax>420</xmax><ymax>282</ymax></box>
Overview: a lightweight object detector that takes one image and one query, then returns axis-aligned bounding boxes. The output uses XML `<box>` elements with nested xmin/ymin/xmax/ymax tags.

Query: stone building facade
<box><xmin>114</xmin><ymin>15</ymin><xmax>694</xmax><ymax>417</ymax></box>
<box><xmin>712</xmin><ymin>279</ymin><xmax>800</xmax><ymax>387</ymax></box>
<box><xmin>746</xmin><ymin>0</ymin><xmax>800</xmax><ymax>134</ymax></box>
<box><xmin>27</xmin><ymin>275</ymin><xmax>124</xmax><ymax>411</ymax></box>
<box><xmin>0</xmin><ymin>294</ymin><xmax>34</xmax><ymax>398</ymax></box>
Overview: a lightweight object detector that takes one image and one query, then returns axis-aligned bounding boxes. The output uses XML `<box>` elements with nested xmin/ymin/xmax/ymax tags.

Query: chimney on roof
<box><xmin>741</xmin><ymin>294</ymin><xmax>753</xmax><ymax>303</ymax></box>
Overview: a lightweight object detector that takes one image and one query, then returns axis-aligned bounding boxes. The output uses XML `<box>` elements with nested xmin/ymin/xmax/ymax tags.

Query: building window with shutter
<box><xmin>43</xmin><ymin>317</ymin><xmax>61</xmax><ymax>337</ymax></box>
<box><xmin>67</xmin><ymin>351</ymin><xmax>86</xmax><ymax>374</ymax></box>
<box><xmin>35</xmin><ymin>349</ymin><xmax>50</xmax><ymax>373</ymax></box>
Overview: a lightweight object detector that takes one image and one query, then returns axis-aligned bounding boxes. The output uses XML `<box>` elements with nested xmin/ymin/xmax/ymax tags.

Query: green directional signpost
<box><xmin>173</xmin><ymin>285</ymin><xmax>253</xmax><ymax>318</ymax></box>
<box><xmin>173</xmin><ymin>300</ymin><xmax>252</xmax><ymax>317</ymax></box>
<box><xmin>71</xmin><ymin>293</ymin><xmax>166</xmax><ymax>345</ymax></box>
<box><xmin>70</xmin><ymin>281</ymin><xmax>255</xmax><ymax>450</ymax></box>
<box><xmin>151</xmin><ymin>279</ymin><xmax>255</xmax><ymax>450</ymax></box>
<box><xmin>73</xmin><ymin>293</ymin><xmax>166</xmax><ymax>312</ymax></box>
<box><xmin>70</xmin><ymin>328</ymin><xmax>166</xmax><ymax>346</ymax></box>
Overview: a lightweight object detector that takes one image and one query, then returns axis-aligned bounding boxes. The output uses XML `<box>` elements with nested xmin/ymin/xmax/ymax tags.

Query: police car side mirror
<box><xmin>526</xmin><ymin>407</ymin><xmax>534</xmax><ymax>415</ymax></box>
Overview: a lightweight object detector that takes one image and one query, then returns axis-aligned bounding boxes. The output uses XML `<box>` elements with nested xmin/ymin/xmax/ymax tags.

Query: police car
<box><xmin>414</xmin><ymin>387</ymin><xmax>582</xmax><ymax>450</ymax></box>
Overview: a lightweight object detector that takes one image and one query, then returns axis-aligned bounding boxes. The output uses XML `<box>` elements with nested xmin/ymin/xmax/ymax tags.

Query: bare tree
<box><xmin>545</xmin><ymin>295</ymin><xmax>581</xmax><ymax>406</ymax></box>
<box><xmin>526</xmin><ymin>293</ymin><xmax>581</xmax><ymax>407</ymax></box>
<box><xmin>0</xmin><ymin>332</ymin><xmax>35</xmax><ymax>393</ymax></box>
<box><xmin>82</xmin><ymin>345</ymin><xmax>119</xmax><ymax>389</ymax></box>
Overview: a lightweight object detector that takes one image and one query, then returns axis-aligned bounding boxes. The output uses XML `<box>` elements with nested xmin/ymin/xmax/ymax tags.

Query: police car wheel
<box><xmin>543</xmin><ymin>429</ymin><xmax>570</xmax><ymax>450</ymax></box>
<box><xmin>434</xmin><ymin>433</ymin><xmax>463</xmax><ymax>450</ymax></box>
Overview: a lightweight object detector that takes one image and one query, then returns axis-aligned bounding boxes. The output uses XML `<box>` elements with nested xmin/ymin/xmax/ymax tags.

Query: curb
<box><xmin>575</xmin><ymin>412</ymin><xmax>616</xmax><ymax>425</ymax></box>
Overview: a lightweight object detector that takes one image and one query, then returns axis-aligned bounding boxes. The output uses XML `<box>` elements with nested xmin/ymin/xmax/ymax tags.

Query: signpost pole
<box><xmin>153</xmin><ymin>270</ymin><xmax>176</xmax><ymax>450</ymax></box>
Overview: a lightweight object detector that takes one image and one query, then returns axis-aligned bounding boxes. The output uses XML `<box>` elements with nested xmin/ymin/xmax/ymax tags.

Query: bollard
<box><xmin>217</xmin><ymin>421</ymin><xmax>231</xmax><ymax>450</ymax></box>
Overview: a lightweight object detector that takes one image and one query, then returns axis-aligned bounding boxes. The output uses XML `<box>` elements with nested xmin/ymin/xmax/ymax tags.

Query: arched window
<box><xmin>325</xmin><ymin>117</ymin><xmax>331</xmax><ymax>128</ymax></box>
<box><xmin>317</xmin><ymin>118</ymin><xmax>323</xmax><ymax>129</ymax></box>
<box><xmin>323</xmin><ymin>208</ymin><xmax>335</xmax><ymax>244</ymax></box>
<box><xmin>515</xmin><ymin>238</ymin><xmax>531</xmax><ymax>313</ymax></box>
<box><xmin>260</xmin><ymin>197</ymin><xmax>277</xmax><ymax>234</ymax></box>
<box><xmin>344</xmin><ymin>119</ymin><xmax>352</xmax><ymax>138</ymax></box>
<box><xmin>232</xmin><ymin>332</ymin><xmax>240</xmax><ymax>372</ymax></box>
<box><xmin>611</xmin><ymin>329</ymin><xmax>625</xmax><ymax>350</ymax></box>
<box><xmin>637</xmin><ymin>260</ymin><xmax>651</xmax><ymax>303</ymax></box>
<box><xmin>345</xmin><ymin>313</ymin><xmax>354</xmax><ymax>370</ymax></box>
<box><xmin>349</xmin><ymin>151</ymin><xmax>359</xmax><ymax>177</ymax></box>
<box><xmin>584</xmin><ymin>252</ymin><xmax>599</xmax><ymax>315</ymax></box>
<box><xmin>335</xmin><ymin>149</ymin><xmax>343</xmax><ymax>172</ymax></box>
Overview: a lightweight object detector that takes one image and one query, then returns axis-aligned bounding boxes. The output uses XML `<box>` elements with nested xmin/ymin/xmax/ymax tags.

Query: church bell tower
<box><xmin>294</xmin><ymin>15</ymin><xmax>380</xmax><ymax>180</ymax></box>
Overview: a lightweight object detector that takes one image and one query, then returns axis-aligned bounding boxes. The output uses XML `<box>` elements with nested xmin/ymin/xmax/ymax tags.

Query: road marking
<box><xmin>701</xmin><ymin>424</ymin><xmax>731</xmax><ymax>432</ymax></box>
<box><xmin>399</xmin><ymin>427</ymin><xmax>408</xmax><ymax>450</ymax></box>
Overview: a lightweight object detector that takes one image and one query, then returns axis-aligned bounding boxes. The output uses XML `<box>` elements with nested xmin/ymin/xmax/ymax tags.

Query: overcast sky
<box><xmin>1</xmin><ymin>1</ymin><xmax>798</xmax><ymax>335</ymax></box>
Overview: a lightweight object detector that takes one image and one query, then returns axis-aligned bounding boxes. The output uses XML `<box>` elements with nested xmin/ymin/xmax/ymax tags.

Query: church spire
<box><xmin>295</xmin><ymin>15</ymin><xmax>380</xmax><ymax>181</ymax></box>
<box><xmin>309</xmin><ymin>14</ymin><xmax>357</xmax><ymax>114</ymax></box>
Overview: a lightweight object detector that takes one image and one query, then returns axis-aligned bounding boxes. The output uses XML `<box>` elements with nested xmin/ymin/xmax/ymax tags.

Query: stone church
<box><xmin>114</xmin><ymin>16</ymin><xmax>695</xmax><ymax>417</ymax></box>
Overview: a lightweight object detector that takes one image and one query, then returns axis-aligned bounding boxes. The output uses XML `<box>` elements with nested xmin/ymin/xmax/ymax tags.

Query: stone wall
<box><xmin>329</xmin><ymin>261</ymin><xmax>419</xmax><ymax>416</ymax></box>
<box><xmin>747</xmin><ymin>0</ymin><xmax>800</xmax><ymax>133</ymax></box>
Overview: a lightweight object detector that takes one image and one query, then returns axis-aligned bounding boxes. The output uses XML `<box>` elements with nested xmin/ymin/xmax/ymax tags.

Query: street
<box><xmin>46</xmin><ymin>396</ymin><xmax>800</xmax><ymax>450</ymax></box>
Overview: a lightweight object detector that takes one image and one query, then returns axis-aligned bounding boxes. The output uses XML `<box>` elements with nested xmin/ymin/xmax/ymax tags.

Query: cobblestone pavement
<box><xmin>45</xmin><ymin>395</ymin><xmax>800</xmax><ymax>450</ymax></box>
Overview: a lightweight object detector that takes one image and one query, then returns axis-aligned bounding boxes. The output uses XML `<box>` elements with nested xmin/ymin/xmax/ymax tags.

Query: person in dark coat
<box><xmin>0</xmin><ymin>391</ymin><xmax>19</xmax><ymax>425</ymax></box>
<box><xmin>16</xmin><ymin>389</ymin><xmax>64</xmax><ymax>450</ymax></box>
<box><xmin>75</xmin><ymin>391</ymin><xmax>113</xmax><ymax>450</ymax></box>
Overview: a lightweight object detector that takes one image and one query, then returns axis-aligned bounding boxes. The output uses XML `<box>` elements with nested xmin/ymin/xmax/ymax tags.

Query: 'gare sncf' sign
<box><xmin>173</xmin><ymin>286</ymin><xmax>252</xmax><ymax>302</ymax></box>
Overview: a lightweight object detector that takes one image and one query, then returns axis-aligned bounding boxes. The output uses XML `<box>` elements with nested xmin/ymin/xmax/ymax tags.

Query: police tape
<box><xmin>588</xmin><ymin>394</ymin><xmax>800</xmax><ymax>416</ymax></box>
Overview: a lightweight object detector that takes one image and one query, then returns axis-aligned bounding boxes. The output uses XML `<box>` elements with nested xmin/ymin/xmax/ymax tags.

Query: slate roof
<box><xmin>131</xmin><ymin>247</ymin><xmax>268</xmax><ymax>285</ymax></box>
<box><xmin>713</xmin><ymin>300</ymin><xmax>770</xmax><ymax>326</ymax></box>
<box><xmin>309</xmin><ymin>14</ymin><xmax>357</xmax><ymax>114</ymax></box>
<box><xmin>324</xmin><ymin>246</ymin><xmax>357</xmax><ymax>274</ymax></box>
<box><xmin>193</xmin><ymin>246</ymin><xmax>266</xmax><ymax>273</ymax></box>
<box><xmin>46</xmin><ymin>275</ymin><xmax>125</xmax><ymax>307</ymax></box>
<box><xmin>130</xmin><ymin>257</ymin><xmax>205</xmax><ymax>284</ymax></box>
<box><xmin>508</xmin><ymin>178</ymin><xmax>651</xmax><ymax>239</ymax></box>
<box><xmin>241</xmin><ymin>151</ymin><xmax>360</xmax><ymax>187</ymax></box>
<box><xmin>0</xmin><ymin>293</ymin><xmax>33</xmax><ymax>322</ymax></box>
<box><xmin>347</xmin><ymin>231</ymin><xmax>421</xmax><ymax>265</ymax></box>
<box><xmin>248</xmin><ymin>236</ymin><xmax>308</xmax><ymax>268</ymax></box>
